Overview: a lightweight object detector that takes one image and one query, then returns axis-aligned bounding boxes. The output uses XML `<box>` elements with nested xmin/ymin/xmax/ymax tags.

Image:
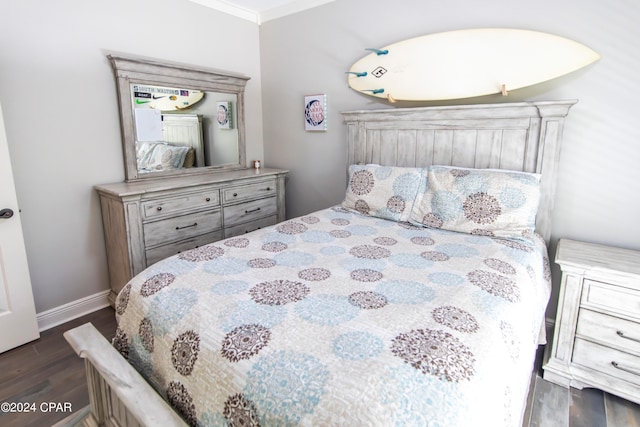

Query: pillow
<box><xmin>137</xmin><ymin>142</ymin><xmax>190</xmax><ymax>172</ymax></box>
<box><xmin>342</xmin><ymin>164</ymin><xmax>424</xmax><ymax>222</ymax></box>
<box><xmin>409</xmin><ymin>165</ymin><xmax>541</xmax><ymax>239</ymax></box>
<box><xmin>183</xmin><ymin>147</ymin><xmax>195</xmax><ymax>168</ymax></box>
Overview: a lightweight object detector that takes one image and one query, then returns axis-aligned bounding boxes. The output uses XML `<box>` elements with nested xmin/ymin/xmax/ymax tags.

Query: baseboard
<box><xmin>37</xmin><ymin>290</ymin><xmax>111</xmax><ymax>332</ymax></box>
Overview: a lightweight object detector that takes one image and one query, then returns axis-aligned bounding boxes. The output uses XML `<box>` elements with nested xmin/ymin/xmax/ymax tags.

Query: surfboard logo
<box><xmin>372</xmin><ymin>67</ymin><xmax>387</xmax><ymax>78</ymax></box>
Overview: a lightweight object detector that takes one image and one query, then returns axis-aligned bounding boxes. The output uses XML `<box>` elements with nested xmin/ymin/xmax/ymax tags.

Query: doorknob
<box><xmin>0</xmin><ymin>208</ymin><xmax>14</xmax><ymax>219</ymax></box>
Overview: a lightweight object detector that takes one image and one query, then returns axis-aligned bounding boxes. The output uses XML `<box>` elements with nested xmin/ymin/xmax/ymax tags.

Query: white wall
<box><xmin>259</xmin><ymin>0</ymin><xmax>640</xmax><ymax>317</ymax></box>
<box><xmin>0</xmin><ymin>0</ymin><xmax>263</xmax><ymax>312</ymax></box>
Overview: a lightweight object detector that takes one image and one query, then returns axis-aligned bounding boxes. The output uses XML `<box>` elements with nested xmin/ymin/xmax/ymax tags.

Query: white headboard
<box><xmin>341</xmin><ymin>100</ymin><xmax>577</xmax><ymax>243</ymax></box>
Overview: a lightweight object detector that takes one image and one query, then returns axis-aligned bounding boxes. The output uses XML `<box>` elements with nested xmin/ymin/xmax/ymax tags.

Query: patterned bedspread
<box><xmin>114</xmin><ymin>206</ymin><xmax>551</xmax><ymax>427</ymax></box>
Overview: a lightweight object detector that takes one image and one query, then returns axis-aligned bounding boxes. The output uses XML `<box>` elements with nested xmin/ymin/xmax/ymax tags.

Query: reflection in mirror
<box><xmin>130</xmin><ymin>83</ymin><xmax>239</xmax><ymax>174</ymax></box>
<box><xmin>108</xmin><ymin>53</ymin><xmax>249</xmax><ymax>182</ymax></box>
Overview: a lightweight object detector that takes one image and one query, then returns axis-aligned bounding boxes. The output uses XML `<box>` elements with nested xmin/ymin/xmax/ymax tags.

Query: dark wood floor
<box><xmin>0</xmin><ymin>307</ymin><xmax>638</xmax><ymax>426</ymax></box>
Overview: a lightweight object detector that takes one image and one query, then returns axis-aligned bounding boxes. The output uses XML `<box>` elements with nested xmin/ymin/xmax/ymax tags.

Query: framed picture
<box><xmin>216</xmin><ymin>101</ymin><xmax>233</xmax><ymax>129</ymax></box>
<box><xmin>304</xmin><ymin>94</ymin><xmax>327</xmax><ymax>131</ymax></box>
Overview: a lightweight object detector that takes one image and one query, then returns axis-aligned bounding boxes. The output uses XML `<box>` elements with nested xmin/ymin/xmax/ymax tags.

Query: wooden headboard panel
<box><xmin>341</xmin><ymin>100</ymin><xmax>577</xmax><ymax>243</ymax></box>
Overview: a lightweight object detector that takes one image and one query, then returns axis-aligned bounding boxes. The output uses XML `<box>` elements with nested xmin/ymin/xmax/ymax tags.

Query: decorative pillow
<box><xmin>409</xmin><ymin>165</ymin><xmax>541</xmax><ymax>239</ymax></box>
<box><xmin>137</xmin><ymin>142</ymin><xmax>190</xmax><ymax>172</ymax></box>
<box><xmin>342</xmin><ymin>164</ymin><xmax>424</xmax><ymax>222</ymax></box>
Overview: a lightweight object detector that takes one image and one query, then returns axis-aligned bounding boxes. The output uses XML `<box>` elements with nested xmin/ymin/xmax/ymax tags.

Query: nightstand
<box><xmin>543</xmin><ymin>239</ymin><xmax>640</xmax><ymax>404</ymax></box>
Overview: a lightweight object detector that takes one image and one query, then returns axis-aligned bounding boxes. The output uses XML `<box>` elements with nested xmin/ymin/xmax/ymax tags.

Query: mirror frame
<box><xmin>108</xmin><ymin>53</ymin><xmax>250</xmax><ymax>182</ymax></box>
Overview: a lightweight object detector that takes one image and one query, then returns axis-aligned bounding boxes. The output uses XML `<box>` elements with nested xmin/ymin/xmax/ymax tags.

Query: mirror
<box><xmin>108</xmin><ymin>54</ymin><xmax>250</xmax><ymax>182</ymax></box>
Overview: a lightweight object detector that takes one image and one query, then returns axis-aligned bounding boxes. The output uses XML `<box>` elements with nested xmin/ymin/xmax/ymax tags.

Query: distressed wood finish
<box><xmin>544</xmin><ymin>239</ymin><xmax>640</xmax><ymax>404</ymax></box>
<box><xmin>96</xmin><ymin>168</ymin><xmax>288</xmax><ymax>304</ymax></box>
<box><xmin>342</xmin><ymin>100</ymin><xmax>577</xmax><ymax>243</ymax></box>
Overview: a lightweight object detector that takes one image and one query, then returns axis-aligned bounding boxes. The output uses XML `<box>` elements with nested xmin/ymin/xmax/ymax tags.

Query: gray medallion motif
<box><xmin>450</xmin><ymin>169</ymin><xmax>471</xmax><ymax>177</ymax></box>
<box><xmin>300</xmin><ymin>216</ymin><xmax>320</xmax><ymax>224</ymax></box>
<box><xmin>171</xmin><ymin>330</ymin><xmax>200</xmax><ymax>376</ymax></box>
<box><xmin>432</xmin><ymin>306</ymin><xmax>479</xmax><ymax>333</ymax></box>
<box><xmin>387</xmin><ymin>195</ymin><xmax>406</xmax><ymax>213</ymax></box>
<box><xmin>224</xmin><ymin>238</ymin><xmax>250</xmax><ymax>248</ymax></box>
<box><xmin>495</xmin><ymin>238</ymin><xmax>533</xmax><ymax>252</ymax></box>
<box><xmin>221</xmin><ymin>324</ymin><xmax>271</xmax><ymax>362</ymax></box>
<box><xmin>348</xmin><ymin>291</ymin><xmax>388</xmax><ymax>309</ymax></box>
<box><xmin>116</xmin><ymin>283</ymin><xmax>131</xmax><ymax>315</ymax></box>
<box><xmin>463</xmin><ymin>192</ymin><xmax>502</xmax><ymax>225</ymax></box>
<box><xmin>248</xmin><ymin>258</ymin><xmax>276</xmax><ymax>268</ymax></box>
<box><xmin>112</xmin><ymin>327</ymin><xmax>129</xmax><ymax>359</ymax></box>
<box><xmin>484</xmin><ymin>258</ymin><xmax>516</xmax><ymax>275</ymax></box>
<box><xmin>166</xmin><ymin>381</ymin><xmax>197</xmax><ymax>426</ymax></box>
<box><xmin>391</xmin><ymin>328</ymin><xmax>475</xmax><ymax>382</ymax></box>
<box><xmin>276</xmin><ymin>222</ymin><xmax>308</xmax><ymax>235</ymax></box>
<box><xmin>261</xmin><ymin>241</ymin><xmax>288</xmax><ymax>252</ymax></box>
<box><xmin>330</xmin><ymin>229</ymin><xmax>351</xmax><ymax>238</ymax></box>
<box><xmin>421</xmin><ymin>251</ymin><xmax>450</xmax><ymax>261</ymax></box>
<box><xmin>223</xmin><ymin>393</ymin><xmax>261</xmax><ymax>427</ymax></box>
<box><xmin>140</xmin><ymin>273</ymin><xmax>175</xmax><ymax>297</ymax></box>
<box><xmin>471</xmin><ymin>228</ymin><xmax>495</xmax><ymax>237</ymax></box>
<box><xmin>350</xmin><ymin>170</ymin><xmax>375</xmax><ymax>195</ymax></box>
<box><xmin>410</xmin><ymin>236</ymin><xmax>435</xmax><ymax>246</ymax></box>
<box><xmin>373</xmin><ymin>236</ymin><xmax>398</xmax><ymax>246</ymax></box>
<box><xmin>349</xmin><ymin>244</ymin><xmax>391</xmax><ymax>259</ymax></box>
<box><xmin>178</xmin><ymin>245</ymin><xmax>225</xmax><ymax>262</ymax></box>
<box><xmin>350</xmin><ymin>269</ymin><xmax>383</xmax><ymax>282</ymax></box>
<box><xmin>422</xmin><ymin>213</ymin><xmax>444</xmax><ymax>228</ymax></box>
<box><xmin>249</xmin><ymin>280</ymin><xmax>310</xmax><ymax>306</ymax></box>
<box><xmin>331</xmin><ymin>218</ymin><xmax>350</xmax><ymax>226</ymax></box>
<box><xmin>467</xmin><ymin>270</ymin><xmax>520</xmax><ymax>302</ymax></box>
<box><xmin>139</xmin><ymin>318</ymin><xmax>154</xmax><ymax>353</ymax></box>
<box><xmin>354</xmin><ymin>199</ymin><xmax>370</xmax><ymax>214</ymax></box>
<box><xmin>298</xmin><ymin>267</ymin><xmax>331</xmax><ymax>281</ymax></box>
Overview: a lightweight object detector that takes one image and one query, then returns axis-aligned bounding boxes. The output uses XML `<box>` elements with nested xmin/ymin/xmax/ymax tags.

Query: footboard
<box><xmin>64</xmin><ymin>323</ymin><xmax>187</xmax><ymax>427</ymax></box>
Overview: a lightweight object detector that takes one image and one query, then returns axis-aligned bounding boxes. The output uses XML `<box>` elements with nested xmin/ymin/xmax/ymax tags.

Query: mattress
<box><xmin>114</xmin><ymin>206</ymin><xmax>551</xmax><ymax>426</ymax></box>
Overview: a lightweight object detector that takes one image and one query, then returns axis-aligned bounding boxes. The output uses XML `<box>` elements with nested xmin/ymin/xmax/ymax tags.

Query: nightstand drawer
<box><xmin>222</xmin><ymin>179</ymin><xmax>276</xmax><ymax>203</ymax></box>
<box><xmin>576</xmin><ymin>309</ymin><xmax>640</xmax><ymax>355</ymax></box>
<box><xmin>581</xmin><ymin>279</ymin><xmax>640</xmax><ymax>319</ymax></box>
<box><xmin>143</xmin><ymin>209</ymin><xmax>222</xmax><ymax>247</ymax></box>
<box><xmin>142</xmin><ymin>189</ymin><xmax>220</xmax><ymax>219</ymax></box>
<box><xmin>224</xmin><ymin>215</ymin><xmax>277</xmax><ymax>238</ymax></box>
<box><xmin>573</xmin><ymin>338</ymin><xmax>640</xmax><ymax>387</ymax></box>
<box><xmin>223</xmin><ymin>197</ymin><xmax>277</xmax><ymax>227</ymax></box>
<box><xmin>145</xmin><ymin>230</ymin><xmax>223</xmax><ymax>266</ymax></box>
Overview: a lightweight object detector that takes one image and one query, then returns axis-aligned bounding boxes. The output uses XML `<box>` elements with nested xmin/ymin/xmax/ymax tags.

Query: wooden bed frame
<box><xmin>65</xmin><ymin>100</ymin><xmax>576</xmax><ymax>427</ymax></box>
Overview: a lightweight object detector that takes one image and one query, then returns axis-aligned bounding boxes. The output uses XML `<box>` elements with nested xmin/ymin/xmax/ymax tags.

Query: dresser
<box><xmin>543</xmin><ymin>239</ymin><xmax>640</xmax><ymax>404</ymax></box>
<box><xmin>96</xmin><ymin>168</ymin><xmax>288</xmax><ymax>304</ymax></box>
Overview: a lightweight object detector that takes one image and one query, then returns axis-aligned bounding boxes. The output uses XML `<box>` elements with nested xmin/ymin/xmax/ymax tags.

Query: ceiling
<box><xmin>188</xmin><ymin>0</ymin><xmax>338</xmax><ymax>24</ymax></box>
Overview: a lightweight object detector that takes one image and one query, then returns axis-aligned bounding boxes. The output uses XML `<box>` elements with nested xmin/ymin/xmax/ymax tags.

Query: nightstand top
<box><xmin>556</xmin><ymin>238</ymin><xmax>640</xmax><ymax>277</ymax></box>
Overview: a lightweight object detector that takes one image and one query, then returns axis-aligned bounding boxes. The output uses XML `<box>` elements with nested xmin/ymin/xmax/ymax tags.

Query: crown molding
<box><xmin>188</xmin><ymin>0</ymin><xmax>337</xmax><ymax>25</ymax></box>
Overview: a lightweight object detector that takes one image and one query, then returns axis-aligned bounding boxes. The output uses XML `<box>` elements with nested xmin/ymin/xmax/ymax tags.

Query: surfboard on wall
<box><xmin>347</xmin><ymin>28</ymin><xmax>600</xmax><ymax>102</ymax></box>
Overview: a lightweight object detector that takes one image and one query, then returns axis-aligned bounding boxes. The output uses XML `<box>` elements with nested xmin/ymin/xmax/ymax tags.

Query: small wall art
<box><xmin>216</xmin><ymin>101</ymin><xmax>233</xmax><ymax>129</ymax></box>
<box><xmin>304</xmin><ymin>94</ymin><xmax>327</xmax><ymax>131</ymax></box>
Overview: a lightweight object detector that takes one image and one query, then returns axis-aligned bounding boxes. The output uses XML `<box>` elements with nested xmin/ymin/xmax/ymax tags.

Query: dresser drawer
<box><xmin>223</xmin><ymin>197</ymin><xmax>277</xmax><ymax>227</ymax></box>
<box><xmin>225</xmin><ymin>215</ymin><xmax>278</xmax><ymax>238</ymax></box>
<box><xmin>573</xmin><ymin>338</ymin><xmax>640</xmax><ymax>387</ymax></box>
<box><xmin>142</xmin><ymin>189</ymin><xmax>220</xmax><ymax>219</ymax></box>
<box><xmin>145</xmin><ymin>230</ymin><xmax>223</xmax><ymax>266</ymax></box>
<box><xmin>143</xmin><ymin>209</ymin><xmax>222</xmax><ymax>247</ymax></box>
<box><xmin>576</xmin><ymin>309</ymin><xmax>640</xmax><ymax>355</ymax></box>
<box><xmin>222</xmin><ymin>179</ymin><xmax>276</xmax><ymax>203</ymax></box>
<box><xmin>581</xmin><ymin>279</ymin><xmax>640</xmax><ymax>320</ymax></box>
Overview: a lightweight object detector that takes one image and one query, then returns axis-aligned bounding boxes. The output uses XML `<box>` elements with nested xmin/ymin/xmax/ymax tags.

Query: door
<box><xmin>0</xmin><ymin>99</ymin><xmax>39</xmax><ymax>353</ymax></box>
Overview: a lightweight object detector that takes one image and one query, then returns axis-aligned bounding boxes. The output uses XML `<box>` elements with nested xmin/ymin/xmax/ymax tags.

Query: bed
<box><xmin>65</xmin><ymin>100</ymin><xmax>576</xmax><ymax>427</ymax></box>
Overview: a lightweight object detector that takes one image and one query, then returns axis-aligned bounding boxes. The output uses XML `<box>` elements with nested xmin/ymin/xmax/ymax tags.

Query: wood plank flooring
<box><xmin>0</xmin><ymin>307</ymin><xmax>638</xmax><ymax>426</ymax></box>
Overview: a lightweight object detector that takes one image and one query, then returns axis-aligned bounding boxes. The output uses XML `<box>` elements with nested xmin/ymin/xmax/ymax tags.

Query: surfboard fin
<box><xmin>365</xmin><ymin>48</ymin><xmax>389</xmax><ymax>56</ymax></box>
<box><xmin>387</xmin><ymin>94</ymin><xmax>397</xmax><ymax>103</ymax></box>
<box><xmin>501</xmin><ymin>84</ymin><xmax>509</xmax><ymax>96</ymax></box>
<box><xmin>345</xmin><ymin>71</ymin><xmax>368</xmax><ymax>77</ymax></box>
<box><xmin>362</xmin><ymin>88</ymin><xmax>385</xmax><ymax>94</ymax></box>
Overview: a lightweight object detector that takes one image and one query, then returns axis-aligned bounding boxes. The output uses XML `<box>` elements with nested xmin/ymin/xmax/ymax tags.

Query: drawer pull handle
<box><xmin>245</xmin><ymin>227</ymin><xmax>261</xmax><ymax>234</ymax></box>
<box><xmin>157</xmin><ymin>207</ymin><xmax>162</xmax><ymax>211</ymax></box>
<box><xmin>206</xmin><ymin>197</ymin><xmax>211</xmax><ymax>202</ymax></box>
<box><xmin>616</xmin><ymin>330</ymin><xmax>640</xmax><ymax>343</ymax></box>
<box><xmin>245</xmin><ymin>207</ymin><xmax>261</xmax><ymax>214</ymax></box>
<box><xmin>265</xmin><ymin>187</ymin><xmax>272</xmax><ymax>191</ymax></box>
<box><xmin>176</xmin><ymin>222</ymin><xmax>198</xmax><ymax>230</ymax></box>
<box><xmin>611</xmin><ymin>361</ymin><xmax>640</xmax><ymax>376</ymax></box>
<box><xmin>233</xmin><ymin>192</ymin><xmax>238</xmax><ymax>197</ymax></box>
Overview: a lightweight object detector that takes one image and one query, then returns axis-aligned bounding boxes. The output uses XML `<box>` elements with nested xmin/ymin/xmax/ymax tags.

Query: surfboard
<box><xmin>132</xmin><ymin>84</ymin><xmax>205</xmax><ymax>110</ymax></box>
<box><xmin>347</xmin><ymin>29</ymin><xmax>600</xmax><ymax>102</ymax></box>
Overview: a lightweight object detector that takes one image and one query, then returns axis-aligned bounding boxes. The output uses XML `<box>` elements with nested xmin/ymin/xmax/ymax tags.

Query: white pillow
<box><xmin>137</xmin><ymin>142</ymin><xmax>190</xmax><ymax>172</ymax></box>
